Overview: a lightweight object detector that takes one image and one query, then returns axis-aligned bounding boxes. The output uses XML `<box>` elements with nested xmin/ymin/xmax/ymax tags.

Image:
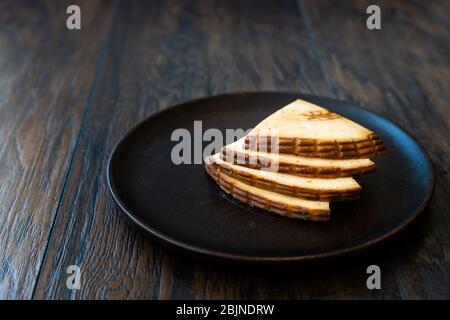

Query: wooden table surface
<box><xmin>0</xmin><ymin>0</ymin><xmax>448</xmax><ymax>299</ymax></box>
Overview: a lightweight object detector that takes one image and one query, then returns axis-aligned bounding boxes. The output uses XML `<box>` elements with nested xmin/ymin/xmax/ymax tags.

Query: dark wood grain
<box><xmin>0</xmin><ymin>0</ymin><xmax>448</xmax><ymax>299</ymax></box>
<box><xmin>32</xmin><ymin>0</ymin><xmax>331</xmax><ymax>299</ymax></box>
<box><xmin>0</xmin><ymin>0</ymin><xmax>115</xmax><ymax>299</ymax></box>
<box><xmin>299</xmin><ymin>0</ymin><xmax>450</xmax><ymax>299</ymax></box>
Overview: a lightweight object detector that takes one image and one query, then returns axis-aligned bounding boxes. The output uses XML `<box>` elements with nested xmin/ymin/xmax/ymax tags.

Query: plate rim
<box><xmin>106</xmin><ymin>91</ymin><xmax>435</xmax><ymax>263</ymax></box>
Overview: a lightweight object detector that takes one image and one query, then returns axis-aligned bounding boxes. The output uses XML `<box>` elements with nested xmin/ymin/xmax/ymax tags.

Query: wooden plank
<box><xmin>33</xmin><ymin>0</ymin><xmax>330</xmax><ymax>299</ymax></box>
<box><xmin>0</xmin><ymin>0</ymin><xmax>115</xmax><ymax>298</ymax></box>
<box><xmin>299</xmin><ymin>0</ymin><xmax>450</xmax><ymax>298</ymax></box>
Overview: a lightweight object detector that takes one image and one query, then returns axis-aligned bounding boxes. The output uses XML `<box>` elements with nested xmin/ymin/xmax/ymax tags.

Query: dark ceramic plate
<box><xmin>107</xmin><ymin>92</ymin><xmax>434</xmax><ymax>262</ymax></box>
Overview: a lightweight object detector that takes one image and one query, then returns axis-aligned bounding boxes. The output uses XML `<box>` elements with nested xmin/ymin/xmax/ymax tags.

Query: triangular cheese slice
<box><xmin>207</xmin><ymin>154</ymin><xmax>361</xmax><ymax>201</ymax></box>
<box><xmin>205</xmin><ymin>160</ymin><xmax>330</xmax><ymax>221</ymax></box>
<box><xmin>222</xmin><ymin>138</ymin><xmax>376</xmax><ymax>178</ymax></box>
<box><xmin>245</xmin><ymin>99</ymin><xmax>385</xmax><ymax>158</ymax></box>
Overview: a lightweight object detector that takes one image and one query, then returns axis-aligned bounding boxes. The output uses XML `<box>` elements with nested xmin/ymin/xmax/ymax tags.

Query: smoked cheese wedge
<box><xmin>207</xmin><ymin>154</ymin><xmax>361</xmax><ymax>201</ymax></box>
<box><xmin>222</xmin><ymin>139</ymin><xmax>376</xmax><ymax>178</ymax></box>
<box><xmin>205</xmin><ymin>160</ymin><xmax>330</xmax><ymax>221</ymax></box>
<box><xmin>244</xmin><ymin>99</ymin><xmax>386</xmax><ymax>158</ymax></box>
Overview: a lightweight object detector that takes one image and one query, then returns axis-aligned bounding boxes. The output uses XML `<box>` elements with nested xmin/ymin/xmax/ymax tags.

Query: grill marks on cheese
<box><xmin>223</xmin><ymin>138</ymin><xmax>376</xmax><ymax>177</ymax></box>
<box><xmin>245</xmin><ymin>99</ymin><xmax>385</xmax><ymax>159</ymax></box>
<box><xmin>204</xmin><ymin>98</ymin><xmax>385</xmax><ymax>221</ymax></box>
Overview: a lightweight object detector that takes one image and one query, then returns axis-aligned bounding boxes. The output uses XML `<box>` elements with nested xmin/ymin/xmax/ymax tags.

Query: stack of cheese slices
<box><xmin>204</xmin><ymin>99</ymin><xmax>386</xmax><ymax>221</ymax></box>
